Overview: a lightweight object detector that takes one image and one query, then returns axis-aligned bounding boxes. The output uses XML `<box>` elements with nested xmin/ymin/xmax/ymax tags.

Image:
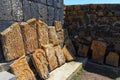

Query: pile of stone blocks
<box><xmin>0</xmin><ymin>18</ymin><xmax>76</xmax><ymax>80</ymax></box>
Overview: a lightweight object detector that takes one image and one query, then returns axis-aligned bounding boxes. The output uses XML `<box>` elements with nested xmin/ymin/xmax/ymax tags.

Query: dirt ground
<box><xmin>76</xmin><ymin>70</ymin><xmax>112</xmax><ymax>80</ymax></box>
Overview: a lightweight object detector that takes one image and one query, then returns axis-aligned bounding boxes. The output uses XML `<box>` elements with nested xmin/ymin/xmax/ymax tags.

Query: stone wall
<box><xmin>64</xmin><ymin>4</ymin><xmax>120</xmax><ymax>67</ymax></box>
<box><xmin>0</xmin><ymin>0</ymin><xmax>64</xmax><ymax>31</ymax></box>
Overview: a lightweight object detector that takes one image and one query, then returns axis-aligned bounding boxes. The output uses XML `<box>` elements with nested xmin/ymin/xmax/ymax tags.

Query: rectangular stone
<box><xmin>1</xmin><ymin>22</ymin><xmax>25</xmax><ymax>61</ymax></box>
<box><xmin>54</xmin><ymin>45</ymin><xmax>66</xmax><ymax>66</ymax></box>
<box><xmin>91</xmin><ymin>40</ymin><xmax>107</xmax><ymax>64</ymax></box>
<box><xmin>65</xmin><ymin>39</ymin><xmax>76</xmax><ymax>56</ymax></box>
<box><xmin>56</xmin><ymin>29</ymin><xmax>64</xmax><ymax>43</ymax></box>
<box><xmin>20</xmin><ymin>18</ymin><xmax>38</xmax><ymax>54</ymax></box>
<box><xmin>77</xmin><ymin>44</ymin><xmax>89</xmax><ymax>57</ymax></box>
<box><xmin>31</xmin><ymin>49</ymin><xmax>49</xmax><ymax>79</ymax></box>
<box><xmin>0</xmin><ymin>71</ymin><xmax>16</xmax><ymax>80</ymax></box>
<box><xmin>36</xmin><ymin>20</ymin><xmax>49</xmax><ymax>47</ymax></box>
<box><xmin>48</xmin><ymin>26</ymin><xmax>59</xmax><ymax>46</ymax></box>
<box><xmin>0</xmin><ymin>0</ymin><xmax>12</xmax><ymax>20</ymax></box>
<box><xmin>48</xmin><ymin>6</ymin><xmax>54</xmax><ymax>26</ymax></box>
<box><xmin>62</xmin><ymin>45</ymin><xmax>74</xmax><ymax>62</ymax></box>
<box><xmin>40</xmin><ymin>0</ymin><xmax>46</xmax><ymax>4</ymax></box>
<box><xmin>38</xmin><ymin>4</ymin><xmax>48</xmax><ymax>23</ymax></box>
<box><xmin>106</xmin><ymin>52</ymin><xmax>119</xmax><ymax>67</ymax></box>
<box><xmin>54</xmin><ymin>20</ymin><xmax>62</xmax><ymax>31</ymax></box>
<box><xmin>44</xmin><ymin>45</ymin><xmax>58</xmax><ymax>71</ymax></box>
<box><xmin>10</xmin><ymin>55</ymin><xmax>36</xmax><ymax>80</ymax></box>
<box><xmin>23</xmin><ymin>0</ymin><xmax>32</xmax><ymax>21</ymax></box>
<box><xmin>11</xmin><ymin>0</ymin><xmax>23</xmax><ymax>21</ymax></box>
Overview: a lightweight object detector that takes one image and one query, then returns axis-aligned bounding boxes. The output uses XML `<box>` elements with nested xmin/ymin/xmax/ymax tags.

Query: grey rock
<box><xmin>47</xmin><ymin>0</ymin><xmax>53</xmax><ymax>6</ymax></box>
<box><xmin>48</xmin><ymin>6</ymin><xmax>54</xmax><ymax>25</ymax></box>
<box><xmin>23</xmin><ymin>0</ymin><xmax>32</xmax><ymax>21</ymax></box>
<box><xmin>0</xmin><ymin>0</ymin><xmax>12</xmax><ymax>20</ymax></box>
<box><xmin>40</xmin><ymin>0</ymin><xmax>46</xmax><ymax>4</ymax></box>
<box><xmin>11</xmin><ymin>0</ymin><xmax>23</xmax><ymax>21</ymax></box>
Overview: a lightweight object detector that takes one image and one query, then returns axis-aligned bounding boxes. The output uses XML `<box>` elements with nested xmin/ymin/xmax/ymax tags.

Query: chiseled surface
<box><xmin>47</xmin><ymin>61</ymin><xmax>82</xmax><ymax>80</ymax></box>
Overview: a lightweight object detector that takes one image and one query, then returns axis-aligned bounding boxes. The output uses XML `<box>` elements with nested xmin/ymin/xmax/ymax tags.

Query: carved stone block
<box><xmin>77</xmin><ymin>44</ymin><xmax>89</xmax><ymax>57</ymax></box>
<box><xmin>65</xmin><ymin>39</ymin><xmax>76</xmax><ymax>55</ymax></box>
<box><xmin>31</xmin><ymin>49</ymin><xmax>49</xmax><ymax>79</ymax></box>
<box><xmin>91</xmin><ymin>40</ymin><xmax>107</xmax><ymax>64</ymax></box>
<box><xmin>44</xmin><ymin>45</ymin><xmax>58</xmax><ymax>71</ymax></box>
<box><xmin>56</xmin><ymin>29</ymin><xmax>64</xmax><ymax>43</ymax></box>
<box><xmin>10</xmin><ymin>55</ymin><xmax>36</xmax><ymax>80</ymax></box>
<box><xmin>106</xmin><ymin>52</ymin><xmax>119</xmax><ymax>67</ymax></box>
<box><xmin>20</xmin><ymin>18</ymin><xmax>38</xmax><ymax>54</ymax></box>
<box><xmin>1</xmin><ymin>22</ymin><xmax>25</xmax><ymax>61</ymax></box>
<box><xmin>54</xmin><ymin>45</ymin><xmax>66</xmax><ymax>66</ymax></box>
<box><xmin>36</xmin><ymin>20</ymin><xmax>49</xmax><ymax>47</ymax></box>
<box><xmin>48</xmin><ymin>26</ymin><xmax>59</xmax><ymax>46</ymax></box>
<box><xmin>62</xmin><ymin>45</ymin><xmax>74</xmax><ymax>62</ymax></box>
<box><xmin>54</xmin><ymin>20</ymin><xmax>62</xmax><ymax>31</ymax></box>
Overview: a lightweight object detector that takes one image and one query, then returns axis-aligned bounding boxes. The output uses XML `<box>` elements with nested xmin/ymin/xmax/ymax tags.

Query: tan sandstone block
<box><xmin>91</xmin><ymin>40</ymin><xmax>107</xmax><ymax>64</ymax></box>
<box><xmin>106</xmin><ymin>52</ymin><xmax>119</xmax><ymax>67</ymax></box>
<box><xmin>54</xmin><ymin>45</ymin><xmax>66</xmax><ymax>66</ymax></box>
<box><xmin>36</xmin><ymin>20</ymin><xmax>49</xmax><ymax>47</ymax></box>
<box><xmin>54</xmin><ymin>20</ymin><xmax>62</xmax><ymax>31</ymax></box>
<box><xmin>1</xmin><ymin>22</ymin><xmax>25</xmax><ymax>61</ymax></box>
<box><xmin>10</xmin><ymin>55</ymin><xmax>36</xmax><ymax>80</ymax></box>
<box><xmin>62</xmin><ymin>45</ymin><xmax>74</xmax><ymax>62</ymax></box>
<box><xmin>31</xmin><ymin>49</ymin><xmax>49</xmax><ymax>79</ymax></box>
<box><xmin>44</xmin><ymin>45</ymin><xmax>58</xmax><ymax>71</ymax></box>
<box><xmin>20</xmin><ymin>19</ymin><xmax>38</xmax><ymax>54</ymax></box>
<box><xmin>48</xmin><ymin>26</ymin><xmax>59</xmax><ymax>46</ymax></box>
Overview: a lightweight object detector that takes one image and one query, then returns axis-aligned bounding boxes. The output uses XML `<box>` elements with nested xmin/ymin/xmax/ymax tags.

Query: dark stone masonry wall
<box><xmin>64</xmin><ymin>4</ymin><xmax>120</xmax><ymax>68</ymax></box>
<box><xmin>0</xmin><ymin>0</ymin><xmax>63</xmax><ymax>31</ymax></box>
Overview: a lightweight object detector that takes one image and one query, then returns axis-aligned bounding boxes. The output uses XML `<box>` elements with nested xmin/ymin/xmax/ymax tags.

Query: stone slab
<box><xmin>36</xmin><ymin>20</ymin><xmax>49</xmax><ymax>47</ymax></box>
<box><xmin>0</xmin><ymin>71</ymin><xmax>16</xmax><ymax>80</ymax></box>
<box><xmin>1</xmin><ymin>22</ymin><xmax>25</xmax><ymax>61</ymax></box>
<box><xmin>31</xmin><ymin>49</ymin><xmax>49</xmax><ymax>79</ymax></box>
<box><xmin>46</xmin><ymin>61</ymin><xmax>82</xmax><ymax>80</ymax></box>
<box><xmin>10</xmin><ymin>55</ymin><xmax>36</xmax><ymax>80</ymax></box>
<box><xmin>20</xmin><ymin>18</ymin><xmax>38</xmax><ymax>54</ymax></box>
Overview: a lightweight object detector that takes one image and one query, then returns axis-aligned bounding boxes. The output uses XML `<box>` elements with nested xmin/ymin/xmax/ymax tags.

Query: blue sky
<box><xmin>64</xmin><ymin>0</ymin><xmax>120</xmax><ymax>5</ymax></box>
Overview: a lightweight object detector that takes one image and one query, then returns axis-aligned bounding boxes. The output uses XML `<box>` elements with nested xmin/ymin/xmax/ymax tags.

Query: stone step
<box><xmin>46</xmin><ymin>61</ymin><xmax>82</xmax><ymax>80</ymax></box>
<box><xmin>0</xmin><ymin>71</ymin><xmax>16</xmax><ymax>80</ymax></box>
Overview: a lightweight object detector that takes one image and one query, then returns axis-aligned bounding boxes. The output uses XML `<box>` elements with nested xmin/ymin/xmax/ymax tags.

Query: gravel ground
<box><xmin>76</xmin><ymin>70</ymin><xmax>112</xmax><ymax>80</ymax></box>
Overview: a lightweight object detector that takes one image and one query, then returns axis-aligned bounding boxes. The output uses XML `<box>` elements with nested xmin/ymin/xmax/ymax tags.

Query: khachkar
<box><xmin>0</xmin><ymin>0</ymin><xmax>64</xmax><ymax>31</ymax></box>
<box><xmin>0</xmin><ymin>18</ymin><xmax>76</xmax><ymax>80</ymax></box>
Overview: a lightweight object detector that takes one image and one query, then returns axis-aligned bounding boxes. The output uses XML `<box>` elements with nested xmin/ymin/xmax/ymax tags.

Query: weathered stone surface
<box><xmin>47</xmin><ymin>0</ymin><xmax>53</xmax><ymax>6</ymax></box>
<box><xmin>10</xmin><ymin>55</ymin><xmax>36</xmax><ymax>80</ymax></box>
<box><xmin>20</xmin><ymin>18</ymin><xmax>38</xmax><ymax>54</ymax></box>
<box><xmin>91</xmin><ymin>40</ymin><xmax>107</xmax><ymax>64</ymax></box>
<box><xmin>29</xmin><ymin>1</ymin><xmax>39</xmax><ymax>19</ymax></box>
<box><xmin>44</xmin><ymin>45</ymin><xmax>58</xmax><ymax>71</ymax></box>
<box><xmin>48</xmin><ymin>26</ymin><xmax>59</xmax><ymax>46</ymax></box>
<box><xmin>1</xmin><ymin>22</ymin><xmax>25</xmax><ymax>61</ymax></box>
<box><xmin>23</xmin><ymin>0</ymin><xmax>32</xmax><ymax>21</ymax></box>
<box><xmin>77</xmin><ymin>44</ymin><xmax>89</xmax><ymax>57</ymax></box>
<box><xmin>36</xmin><ymin>20</ymin><xmax>49</xmax><ymax>47</ymax></box>
<box><xmin>0</xmin><ymin>0</ymin><xmax>12</xmax><ymax>20</ymax></box>
<box><xmin>56</xmin><ymin>29</ymin><xmax>64</xmax><ymax>43</ymax></box>
<box><xmin>40</xmin><ymin>0</ymin><xmax>46</xmax><ymax>4</ymax></box>
<box><xmin>48</xmin><ymin>6</ymin><xmax>54</xmax><ymax>25</ymax></box>
<box><xmin>54</xmin><ymin>20</ymin><xmax>62</xmax><ymax>31</ymax></box>
<box><xmin>54</xmin><ymin>45</ymin><xmax>66</xmax><ymax>66</ymax></box>
<box><xmin>54</xmin><ymin>9</ymin><xmax>60</xmax><ymax>21</ymax></box>
<box><xmin>11</xmin><ymin>0</ymin><xmax>23</xmax><ymax>21</ymax></box>
<box><xmin>38</xmin><ymin>4</ymin><xmax>48</xmax><ymax>23</ymax></box>
<box><xmin>106</xmin><ymin>52</ymin><xmax>119</xmax><ymax>67</ymax></box>
<box><xmin>62</xmin><ymin>45</ymin><xmax>74</xmax><ymax>61</ymax></box>
<box><xmin>65</xmin><ymin>39</ymin><xmax>76</xmax><ymax>55</ymax></box>
<box><xmin>31</xmin><ymin>49</ymin><xmax>49</xmax><ymax>79</ymax></box>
